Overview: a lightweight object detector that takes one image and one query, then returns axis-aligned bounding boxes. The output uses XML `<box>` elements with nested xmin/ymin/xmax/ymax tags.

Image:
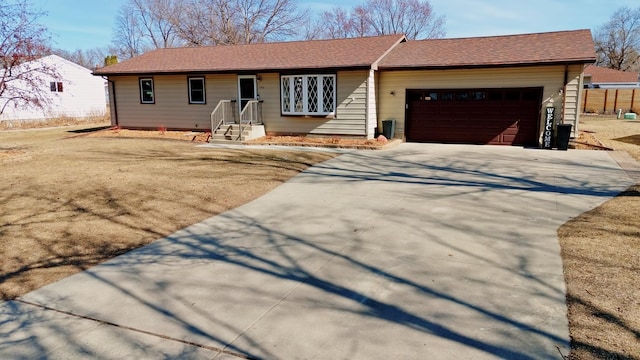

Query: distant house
<box><xmin>94</xmin><ymin>30</ymin><xmax>595</xmax><ymax>145</ymax></box>
<box><xmin>583</xmin><ymin>65</ymin><xmax>640</xmax><ymax>88</ymax></box>
<box><xmin>0</xmin><ymin>55</ymin><xmax>107</xmax><ymax>122</ymax></box>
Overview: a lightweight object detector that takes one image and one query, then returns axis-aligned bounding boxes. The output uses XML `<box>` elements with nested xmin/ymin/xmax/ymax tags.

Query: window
<box><xmin>50</xmin><ymin>81</ymin><xmax>63</xmax><ymax>92</ymax></box>
<box><xmin>471</xmin><ymin>91</ymin><xmax>486</xmax><ymax>101</ymax></box>
<box><xmin>139</xmin><ymin>78</ymin><xmax>154</xmax><ymax>104</ymax></box>
<box><xmin>281</xmin><ymin>75</ymin><xmax>335</xmax><ymax>115</ymax></box>
<box><xmin>188</xmin><ymin>77</ymin><xmax>205</xmax><ymax>104</ymax></box>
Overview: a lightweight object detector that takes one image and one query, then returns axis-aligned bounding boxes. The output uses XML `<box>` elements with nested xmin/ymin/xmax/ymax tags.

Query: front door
<box><xmin>238</xmin><ymin>75</ymin><xmax>257</xmax><ymax>114</ymax></box>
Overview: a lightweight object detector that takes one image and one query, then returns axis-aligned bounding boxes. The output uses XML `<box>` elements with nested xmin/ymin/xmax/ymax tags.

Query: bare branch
<box><xmin>0</xmin><ymin>0</ymin><xmax>57</xmax><ymax>115</ymax></box>
<box><xmin>313</xmin><ymin>0</ymin><xmax>444</xmax><ymax>40</ymax></box>
<box><xmin>594</xmin><ymin>6</ymin><xmax>640</xmax><ymax>71</ymax></box>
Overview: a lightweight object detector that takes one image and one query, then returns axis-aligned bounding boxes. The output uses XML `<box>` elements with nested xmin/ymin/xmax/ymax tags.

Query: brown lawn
<box><xmin>0</xmin><ymin>123</ymin><xmax>335</xmax><ymax>299</ymax></box>
<box><xmin>560</xmin><ymin>115</ymin><xmax>640</xmax><ymax>360</ymax></box>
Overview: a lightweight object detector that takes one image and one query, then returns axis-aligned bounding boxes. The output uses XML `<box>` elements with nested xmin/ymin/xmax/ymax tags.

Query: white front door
<box><xmin>238</xmin><ymin>75</ymin><xmax>257</xmax><ymax>114</ymax></box>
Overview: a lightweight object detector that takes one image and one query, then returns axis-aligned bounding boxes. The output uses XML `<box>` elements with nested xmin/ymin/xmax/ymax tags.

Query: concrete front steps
<box><xmin>210</xmin><ymin>124</ymin><xmax>265</xmax><ymax>142</ymax></box>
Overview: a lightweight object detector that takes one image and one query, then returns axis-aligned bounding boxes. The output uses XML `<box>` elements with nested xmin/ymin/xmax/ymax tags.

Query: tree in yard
<box><xmin>317</xmin><ymin>7</ymin><xmax>367</xmax><ymax>39</ymax></box>
<box><xmin>594</xmin><ymin>6</ymin><xmax>640</xmax><ymax>72</ymax></box>
<box><xmin>171</xmin><ymin>0</ymin><xmax>242</xmax><ymax>46</ymax></box>
<box><xmin>233</xmin><ymin>0</ymin><xmax>308</xmax><ymax>44</ymax></box>
<box><xmin>315</xmin><ymin>0</ymin><xmax>445</xmax><ymax>40</ymax></box>
<box><xmin>112</xmin><ymin>2</ymin><xmax>145</xmax><ymax>59</ymax></box>
<box><xmin>113</xmin><ymin>0</ymin><xmax>307</xmax><ymax>51</ymax></box>
<box><xmin>131</xmin><ymin>0</ymin><xmax>179</xmax><ymax>49</ymax></box>
<box><xmin>104</xmin><ymin>55</ymin><xmax>119</xmax><ymax>67</ymax></box>
<box><xmin>172</xmin><ymin>0</ymin><xmax>307</xmax><ymax>46</ymax></box>
<box><xmin>53</xmin><ymin>47</ymin><xmax>114</xmax><ymax>69</ymax></box>
<box><xmin>112</xmin><ymin>0</ymin><xmax>181</xmax><ymax>59</ymax></box>
<box><xmin>0</xmin><ymin>0</ymin><xmax>57</xmax><ymax>115</ymax></box>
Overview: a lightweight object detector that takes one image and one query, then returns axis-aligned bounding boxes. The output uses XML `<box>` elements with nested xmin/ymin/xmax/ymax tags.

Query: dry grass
<box><xmin>0</xmin><ymin>113</ymin><xmax>110</xmax><ymax>131</ymax></box>
<box><xmin>558</xmin><ymin>115</ymin><xmax>640</xmax><ymax>359</ymax></box>
<box><xmin>578</xmin><ymin>115</ymin><xmax>640</xmax><ymax>160</ymax></box>
<box><xmin>0</xmin><ymin>125</ymin><xmax>334</xmax><ymax>300</ymax></box>
<box><xmin>245</xmin><ymin>134</ymin><xmax>396</xmax><ymax>149</ymax></box>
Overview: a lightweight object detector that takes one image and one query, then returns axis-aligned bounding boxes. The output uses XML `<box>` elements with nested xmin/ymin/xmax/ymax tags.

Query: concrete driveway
<box><xmin>1</xmin><ymin>143</ymin><xmax>636</xmax><ymax>359</ymax></box>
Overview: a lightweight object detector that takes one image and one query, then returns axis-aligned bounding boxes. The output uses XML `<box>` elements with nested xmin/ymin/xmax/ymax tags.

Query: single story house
<box><xmin>93</xmin><ymin>29</ymin><xmax>596</xmax><ymax>146</ymax></box>
<box><xmin>1</xmin><ymin>55</ymin><xmax>107</xmax><ymax>122</ymax></box>
<box><xmin>583</xmin><ymin>65</ymin><xmax>640</xmax><ymax>89</ymax></box>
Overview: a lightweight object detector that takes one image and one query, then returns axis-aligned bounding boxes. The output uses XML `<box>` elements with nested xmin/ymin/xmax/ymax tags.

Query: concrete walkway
<box><xmin>1</xmin><ymin>144</ymin><xmax>636</xmax><ymax>359</ymax></box>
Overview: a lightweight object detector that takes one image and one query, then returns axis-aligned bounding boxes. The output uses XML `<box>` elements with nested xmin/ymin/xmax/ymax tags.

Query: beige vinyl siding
<box><xmin>378</xmin><ymin>65</ymin><xmax>574</xmax><ymax>141</ymax></box>
<box><xmin>365</xmin><ymin>69</ymin><xmax>377</xmax><ymax>139</ymax></box>
<box><xmin>260</xmin><ymin>70</ymin><xmax>369</xmax><ymax>136</ymax></box>
<box><xmin>112</xmin><ymin>71</ymin><xmax>369</xmax><ymax>135</ymax></box>
<box><xmin>562</xmin><ymin>65</ymin><xmax>585</xmax><ymax>137</ymax></box>
<box><xmin>112</xmin><ymin>74</ymin><xmax>236</xmax><ymax>130</ymax></box>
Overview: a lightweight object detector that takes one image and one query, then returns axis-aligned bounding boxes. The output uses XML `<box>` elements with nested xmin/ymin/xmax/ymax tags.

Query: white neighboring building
<box><xmin>0</xmin><ymin>55</ymin><xmax>107</xmax><ymax>122</ymax></box>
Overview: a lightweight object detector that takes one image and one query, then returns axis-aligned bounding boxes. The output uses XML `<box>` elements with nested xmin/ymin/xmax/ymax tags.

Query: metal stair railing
<box><xmin>239</xmin><ymin>100</ymin><xmax>263</xmax><ymax>141</ymax></box>
<box><xmin>210</xmin><ymin>100</ymin><xmax>236</xmax><ymax>134</ymax></box>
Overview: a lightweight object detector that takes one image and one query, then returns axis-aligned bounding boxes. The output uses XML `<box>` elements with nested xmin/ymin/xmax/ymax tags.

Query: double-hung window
<box><xmin>50</xmin><ymin>81</ymin><xmax>63</xmax><ymax>92</ymax></box>
<box><xmin>188</xmin><ymin>77</ymin><xmax>205</xmax><ymax>104</ymax></box>
<box><xmin>139</xmin><ymin>78</ymin><xmax>155</xmax><ymax>104</ymax></box>
<box><xmin>281</xmin><ymin>75</ymin><xmax>335</xmax><ymax>116</ymax></box>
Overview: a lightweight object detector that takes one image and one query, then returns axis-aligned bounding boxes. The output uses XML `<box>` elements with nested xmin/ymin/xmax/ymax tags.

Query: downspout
<box><xmin>562</xmin><ymin>64</ymin><xmax>568</xmax><ymax>125</ymax></box>
<box><xmin>106</xmin><ymin>78</ymin><xmax>118</xmax><ymax>127</ymax></box>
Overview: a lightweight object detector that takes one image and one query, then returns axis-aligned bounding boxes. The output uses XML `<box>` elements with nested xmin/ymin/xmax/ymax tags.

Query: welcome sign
<box><xmin>542</xmin><ymin>107</ymin><xmax>554</xmax><ymax>149</ymax></box>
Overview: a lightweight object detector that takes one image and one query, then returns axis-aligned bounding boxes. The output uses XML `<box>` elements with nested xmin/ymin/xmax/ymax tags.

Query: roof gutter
<box><xmin>92</xmin><ymin>65</ymin><xmax>377</xmax><ymax>77</ymax></box>
<box><xmin>378</xmin><ymin>59</ymin><xmax>597</xmax><ymax>72</ymax></box>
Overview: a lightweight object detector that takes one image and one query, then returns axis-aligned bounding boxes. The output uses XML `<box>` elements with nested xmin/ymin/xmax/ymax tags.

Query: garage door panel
<box><xmin>406</xmin><ymin>88</ymin><xmax>542</xmax><ymax>146</ymax></box>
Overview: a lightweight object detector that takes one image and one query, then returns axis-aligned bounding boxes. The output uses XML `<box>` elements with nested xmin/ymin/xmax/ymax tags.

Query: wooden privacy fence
<box><xmin>582</xmin><ymin>88</ymin><xmax>640</xmax><ymax>114</ymax></box>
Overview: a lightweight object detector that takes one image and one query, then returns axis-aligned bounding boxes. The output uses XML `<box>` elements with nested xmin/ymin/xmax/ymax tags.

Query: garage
<box><xmin>406</xmin><ymin>87</ymin><xmax>543</xmax><ymax>145</ymax></box>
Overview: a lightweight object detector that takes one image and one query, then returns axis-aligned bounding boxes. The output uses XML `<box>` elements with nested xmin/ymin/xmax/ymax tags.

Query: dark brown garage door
<box><xmin>406</xmin><ymin>88</ymin><xmax>542</xmax><ymax>145</ymax></box>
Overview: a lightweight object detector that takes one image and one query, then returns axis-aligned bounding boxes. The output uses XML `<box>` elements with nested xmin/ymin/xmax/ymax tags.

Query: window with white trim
<box><xmin>188</xmin><ymin>77</ymin><xmax>205</xmax><ymax>104</ymax></box>
<box><xmin>281</xmin><ymin>75</ymin><xmax>335</xmax><ymax>115</ymax></box>
<box><xmin>139</xmin><ymin>78</ymin><xmax>154</xmax><ymax>104</ymax></box>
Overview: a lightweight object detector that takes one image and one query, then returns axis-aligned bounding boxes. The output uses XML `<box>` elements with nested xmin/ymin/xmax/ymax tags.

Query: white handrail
<box><xmin>239</xmin><ymin>100</ymin><xmax>262</xmax><ymax>141</ymax></box>
<box><xmin>240</xmin><ymin>100</ymin><xmax>262</xmax><ymax>125</ymax></box>
<box><xmin>210</xmin><ymin>100</ymin><xmax>235</xmax><ymax>133</ymax></box>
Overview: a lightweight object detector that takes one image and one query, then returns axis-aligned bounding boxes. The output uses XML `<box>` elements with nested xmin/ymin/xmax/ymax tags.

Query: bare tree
<box><xmin>594</xmin><ymin>6</ymin><xmax>640</xmax><ymax>72</ymax></box>
<box><xmin>112</xmin><ymin>0</ymin><xmax>181</xmax><ymax>58</ymax></box>
<box><xmin>171</xmin><ymin>0</ymin><xmax>306</xmax><ymax>45</ymax></box>
<box><xmin>314</xmin><ymin>0</ymin><xmax>444</xmax><ymax>40</ymax></box>
<box><xmin>131</xmin><ymin>0</ymin><xmax>180</xmax><ymax>48</ymax></box>
<box><xmin>234</xmin><ymin>0</ymin><xmax>307</xmax><ymax>43</ymax></box>
<box><xmin>318</xmin><ymin>7</ymin><xmax>361</xmax><ymax>39</ymax></box>
<box><xmin>172</xmin><ymin>0</ymin><xmax>240</xmax><ymax>46</ymax></box>
<box><xmin>0</xmin><ymin>0</ymin><xmax>57</xmax><ymax>115</ymax></box>
<box><xmin>53</xmin><ymin>47</ymin><xmax>111</xmax><ymax>69</ymax></box>
<box><xmin>112</xmin><ymin>2</ymin><xmax>145</xmax><ymax>59</ymax></box>
<box><xmin>356</xmin><ymin>0</ymin><xmax>444</xmax><ymax>39</ymax></box>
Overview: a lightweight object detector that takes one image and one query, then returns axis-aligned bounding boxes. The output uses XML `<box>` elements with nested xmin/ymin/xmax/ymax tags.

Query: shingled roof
<box><xmin>93</xmin><ymin>35</ymin><xmax>406</xmax><ymax>75</ymax></box>
<box><xmin>584</xmin><ymin>65</ymin><xmax>639</xmax><ymax>83</ymax></box>
<box><xmin>378</xmin><ymin>29</ymin><xmax>596</xmax><ymax>69</ymax></box>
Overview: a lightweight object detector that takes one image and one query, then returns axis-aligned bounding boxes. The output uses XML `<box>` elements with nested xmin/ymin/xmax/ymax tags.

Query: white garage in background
<box><xmin>0</xmin><ymin>55</ymin><xmax>107</xmax><ymax>122</ymax></box>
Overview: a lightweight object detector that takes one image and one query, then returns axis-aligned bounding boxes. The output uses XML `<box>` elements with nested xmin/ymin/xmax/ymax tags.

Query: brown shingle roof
<box><xmin>94</xmin><ymin>35</ymin><xmax>406</xmax><ymax>75</ymax></box>
<box><xmin>584</xmin><ymin>65</ymin><xmax>639</xmax><ymax>83</ymax></box>
<box><xmin>378</xmin><ymin>29</ymin><xmax>596</xmax><ymax>69</ymax></box>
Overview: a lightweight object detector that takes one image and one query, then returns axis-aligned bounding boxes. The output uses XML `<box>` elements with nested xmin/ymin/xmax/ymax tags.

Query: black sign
<box><xmin>542</xmin><ymin>107</ymin><xmax>554</xmax><ymax>149</ymax></box>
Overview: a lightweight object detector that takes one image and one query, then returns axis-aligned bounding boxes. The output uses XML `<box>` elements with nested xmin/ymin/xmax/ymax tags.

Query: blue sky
<box><xmin>34</xmin><ymin>0</ymin><xmax>639</xmax><ymax>51</ymax></box>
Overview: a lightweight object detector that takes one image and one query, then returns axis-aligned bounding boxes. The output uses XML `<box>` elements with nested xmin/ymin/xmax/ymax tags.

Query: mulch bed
<box><xmin>84</xmin><ymin>128</ymin><xmax>397</xmax><ymax>149</ymax></box>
